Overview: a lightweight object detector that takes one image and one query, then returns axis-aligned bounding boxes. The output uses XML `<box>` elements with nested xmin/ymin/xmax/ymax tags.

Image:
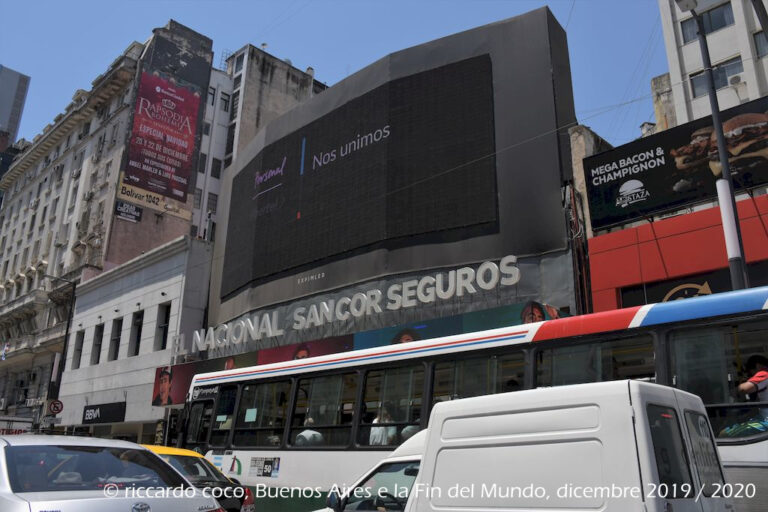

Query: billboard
<box><xmin>213</xmin><ymin>8</ymin><xmax>578</xmax><ymax>320</ymax></box>
<box><xmin>584</xmin><ymin>96</ymin><xmax>768</xmax><ymax>230</ymax></box>
<box><xmin>123</xmin><ymin>71</ymin><xmax>201</xmax><ymax>203</ymax></box>
<box><xmin>223</xmin><ymin>56</ymin><xmax>497</xmax><ymax>296</ymax></box>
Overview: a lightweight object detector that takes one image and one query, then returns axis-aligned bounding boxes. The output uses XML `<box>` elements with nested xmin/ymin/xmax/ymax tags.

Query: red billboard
<box><xmin>124</xmin><ymin>71</ymin><xmax>201</xmax><ymax>202</ymax></box>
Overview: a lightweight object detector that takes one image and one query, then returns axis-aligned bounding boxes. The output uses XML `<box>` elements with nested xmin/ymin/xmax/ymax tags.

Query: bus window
<box><xmin>290</xmin><ymin>373</ymin><xmax>357</xmax><ymax>447</ymax></box>
<box><xmin>536</xmin><ymin>335</ymin><xmax>654</xmax><ymax>387</ymax></box>
<box><xmin>186</xmin><ymin>401</ymin><xmax>213</xmax><ymax>447</ymax></box>
<box><xmin>672</xmin><ymin>320</ymin><xmax>768</xmax><ymax>438</ymax></box>
<box><xmin>647</xmin><ymin>405</ymin><xmax>694</xmax><ymax>498</ymax></box>
<box><xmin>209</xmin><ymin>386</ymin><xmax>237</xmax><ymax>447</ymax></box>
<box><xmin>432</xmin><ymin>352</ymin><xmax>524</xmax><ymax>405</ymax></box>
<box><xmin>360</xmin><ymin>365</ymin><xmax>424</xmax><ymax>447</ymax></box>
<box><xmin>233</xmin><ymin>380</ymin><xmax>291</xmax><ymax>447</ymax></box>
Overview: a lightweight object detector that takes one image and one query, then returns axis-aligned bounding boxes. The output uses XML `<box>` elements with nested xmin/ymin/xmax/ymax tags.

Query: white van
<box><xmin>325</xmin><ymin>381</ymin><xmax>733</xmax><ymax>512</ymax></box>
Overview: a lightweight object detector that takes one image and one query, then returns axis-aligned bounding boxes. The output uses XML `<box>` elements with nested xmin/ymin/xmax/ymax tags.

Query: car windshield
<box><xmin>165</xmin><ymin>454</ymin><xmax>230</xmax><ymax>485</ymax></box>
<box><xmin>5</xmin><ymin>445</ymin><xmax>187</xmax><ymax>493</ymax></box>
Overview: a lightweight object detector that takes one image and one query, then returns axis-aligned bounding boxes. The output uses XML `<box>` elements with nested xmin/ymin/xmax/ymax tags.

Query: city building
<box><xmin>0</xmin><ymin>65</ymin><xmax>30</xmax><ymax>144</ymax></box>
<box><xmin>0</xmin><ymin>20</ymin><xmax>324</xmax><ymax>431</ymax></box>
<box><xmin>658</xmin><ymin>0</ymin><xmax>768</xmax><ymax>123</ymax></box>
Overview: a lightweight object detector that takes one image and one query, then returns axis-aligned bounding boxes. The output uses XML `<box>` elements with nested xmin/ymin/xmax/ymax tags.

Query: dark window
<box><xmin>291</xmin><ymin>373</ymin><xmax>358</xmax><ymax>447</ymax></box>
<box><xmin>235</xmin><ymin>53</ymin><xmax>244</xmax><ymax>73</ymax></box>
<box><xmin>684</xmin><ymin>411</ymin><xmax>724</xmax><ymax>496</ymax></box>
<box><xmin>211</xmin><ymin>158</ymin><xmax>222</xmax><ymax>179</ymax></box>
<box><xmin>690</xmin><ymin>56</ymin><xmax>743</xmax><ymax>98</ymax></box>
<box><xmin>226</xmin><ymin>123</ymin><xmax>235</xmax><ymax>155</ymax></box>
<box><xmin>203</xmin><ymin>123</ymin><xmax>210</xmax><ymax>136</ymax></box>
<box><xmin>155</xmin><ymin>302</ymin><xmax>171</xmax><ymax>351</ymax></box>
<box><xmin>186</xmin><ymin>400</ymin><xmax>213</xmax><ymax>446</ymax></box>
<box><xmin>128</xmin><ymin>311</ymin><xmax>143</xmax><ymax>357</ymax></box>
<box><xmin>108</xmin><ymin>318</ymin><xmax>123</xmax><ymax>361</ymax></box>
<box><xmin>233</xmin><ymin>74</ymin><xmax>241</xmax><ymax>89</ymax></box>
<box><xmin>647</xmin><ymin>405</ymin><xmax>694</xmax><ymax>498</ymax></box>
<box><xmin>207</xmin><ymin>193</ymin><xmax>218</xmax><ymax>214</ymax></box>
<box><xmin>194</xmin><ymin>188</ymin><xmax>202</xmax><ymax>209</ymax></box>
<box><xmin>360</xmin><ymin>366</ymin><xmax>423</xmax><ymax>447</ymax></box>
<box><xmin>433</xmin><ymin>352</ymin><xmax>524</xmax><ymax>406</ymax></box>
<box><xmin>198</xmin><ymin>153</ymin><xmax>207</xmax><ymax>174</ymax></box>
<box><xmin>224</xmin><ymin>156</ymin><xmax>232</xmax><ymax>168</ymax></box>
<box><xmin>190</xmin><ymin>224</ymin><xmax>198</xmax><ymax>238</ymax></box>
<box><xmin>755</xmin><ymin>31</ymin><xmax>768</xmax><ymax>59</ymax></box>
<box><xmin>537</xmin><ymin>335</ymin><xmax>655</xmax><ymax>386</ymax></box>
<box><xmin>209</xmin><ymin>386</ymin><xmax>238</xmax><ymax>446</ymax></box>
<box><xmin>220</xmin><ymin>92</ymin><xmax>230</xmax><ymax>113</ymax></box>
<box><xmin>234</xmin><ymin>380</ymin><xmax>291</xmax><ymax>446</ymax></box>
<box><xmin>91</xmin><ymin>323</ymin><xmax>104</xmax><ymax>365</ymax></box>
<box><xmin>230</xmin><ymin>91</ymin><xmax>239</xmax><ymax>121</ymax></box>
<box><xmin>681</xmin><ymin>2</ymin><xmax>734</xmax><ymax>44</ymax></box>
<box><xmin>72</xmin><ymin>330</ymin><xmax>85</xmax><ymax>370</ymax></box>
<box><xmin>208</xmin><ymin>87</ymin><xmax>216</xmax><ymax>106</ymax></box>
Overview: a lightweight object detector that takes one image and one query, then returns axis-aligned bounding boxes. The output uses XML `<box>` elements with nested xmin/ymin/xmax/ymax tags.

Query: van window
<box><xmin>647</xmin><ymin>405</ymin><xmax>694</xmax><ymax>498</ymax></box>
<box><xmin>537</xmin><ymin>335</ymin><xmax>654</xmax><ymax>386</ymax></box>
<box><xmin>343</xmin><ymin>460</ymin><xmax>420</xmax><ymax>511</ymax></box>
<box><xmin>684</xmin><ymin>411</ymin><xmax>724</xmax><ymax>496</ymax></box>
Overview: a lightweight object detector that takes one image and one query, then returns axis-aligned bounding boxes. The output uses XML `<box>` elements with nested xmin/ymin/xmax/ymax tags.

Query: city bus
<box><xmin>180</xmin><ymin>286</ymin><xmax>768</xmax><ymax>511</ymax></box>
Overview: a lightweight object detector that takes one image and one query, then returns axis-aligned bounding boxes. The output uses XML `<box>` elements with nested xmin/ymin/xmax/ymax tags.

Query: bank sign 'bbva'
<box><xmin>191</xmin><ymin>256</ymin><xmax>521</xmax><ymax>353</ymax></box>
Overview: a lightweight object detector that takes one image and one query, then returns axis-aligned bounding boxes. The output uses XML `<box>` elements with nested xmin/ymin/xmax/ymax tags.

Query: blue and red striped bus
<box><xmin>182</xmin><ymin>286</ymin><xmax>768</xmax><ymax>509</ymax></box>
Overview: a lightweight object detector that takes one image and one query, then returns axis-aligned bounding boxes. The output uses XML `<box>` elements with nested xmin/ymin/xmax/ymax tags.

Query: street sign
<box><xmin>48</xmin><ymin>400</ymin><xmax>63</xmax><ymax>415</ymax></box>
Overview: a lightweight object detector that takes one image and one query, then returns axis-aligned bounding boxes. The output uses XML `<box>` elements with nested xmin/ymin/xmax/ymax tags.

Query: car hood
<box><xmin>18</xmin><ymin>490</ymin><xmax>220</xmax><ymax>512</ymax></box>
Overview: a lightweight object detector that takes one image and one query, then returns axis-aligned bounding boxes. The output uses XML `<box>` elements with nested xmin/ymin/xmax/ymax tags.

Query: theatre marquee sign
<box><xmin>188</xmin><ymin>256</ymin><xmax>520</xmax><ymax>354</ymax></box>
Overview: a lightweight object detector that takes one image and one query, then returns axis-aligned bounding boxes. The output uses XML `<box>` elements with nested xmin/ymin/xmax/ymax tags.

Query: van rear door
<box><xmin>631</xmin><ymin>381</ymin><xmax>704</xmax><ymax>512</ymax></box>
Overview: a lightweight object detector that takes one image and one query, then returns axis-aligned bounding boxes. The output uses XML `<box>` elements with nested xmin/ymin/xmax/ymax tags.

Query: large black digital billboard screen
<box><xmin>585</xmin><ymin>96</ymin><xmax>768</xmax><ymax>230</ymax></box>
<box><xmin>222</xmin><ymin>56</ymin><xmax>497</xmax><ymax>297</ymax></box>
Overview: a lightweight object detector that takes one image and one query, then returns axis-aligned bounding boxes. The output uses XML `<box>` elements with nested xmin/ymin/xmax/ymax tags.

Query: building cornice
<box><xmin>76</xmin><ymin>236</ymin><xmax>190</xmax><ymax>296</ymax></box>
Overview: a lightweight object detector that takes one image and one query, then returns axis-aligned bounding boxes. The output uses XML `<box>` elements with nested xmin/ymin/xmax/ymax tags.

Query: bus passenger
<box><xmin>369</xmin><ymin>404</ymin><xmax>397</xmax><ymax>445</ymax></box>
<box><xmin>295</xmin><ymin>417</ymin><xmax>323</xmax><ymax>446</ymax></box>
<box><xmin>738</xmin><ymin>355</ymin><xmax>768</xmax><ymax>417</ymax></box>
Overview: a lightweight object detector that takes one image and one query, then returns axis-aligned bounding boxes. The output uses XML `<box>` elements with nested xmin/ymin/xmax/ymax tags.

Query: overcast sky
<box><xmin>0</xmin><ymin>0</ymin><xmax>668</xmax><ymax>147</ymax></box>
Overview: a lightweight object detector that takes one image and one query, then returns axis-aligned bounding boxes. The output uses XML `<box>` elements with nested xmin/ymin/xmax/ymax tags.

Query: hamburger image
<box><xmin>708</xmin><ymin>112</ymin><xmax>768</xmax><ymax>183</ymax></box>
<box><xmin>670</xmin><ymin>125</ymin><xmax>714</xmax><ymax>171</ymax></box>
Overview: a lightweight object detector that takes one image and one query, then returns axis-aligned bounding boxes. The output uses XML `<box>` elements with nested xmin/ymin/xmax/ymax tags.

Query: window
<box><xmin>234</xmin><ymin>380</ymin><xmax>291</xmax><ymax>446</ymax></box>
<box><xmin>72</xmin><ymin>331</ymin><xmax>85</xmax><ymax>370</ymax></box>
<box><xmin>186</xmin><ymin>401</ymin><xmax>213</xmax><ymax>446</ymax></box>
<box><xmin>91</xmin><ymin>323</ymin><xmax>104</xmax><ymax>365</ymax></box>
<box><xmin>128</xmin><ymin>310</ymin><xmax>144</xmax><ymax>357</ymax></box>
<box><xmin>230</xmin><ymin>91</ymin><xmax>239</xmax><ymax>121</ymax></box>
<box><xmin>690</xmin><ymin>56</ymin><xmax>743</xmax><ymax>98</ymax></box>
<box><xmin>684</xmin><ymin>411</ymin><xmax>724</xmax><ymax>496</ymax></box>
<box><xmin>108</xmin><ymin>318</ymin><xmax>123</xmax><ymax>361</ymax></box>
<box><xmin>235</xmin><ymin>53</ymin><xmax>244</xmax><ymax>73</ymax></box>
<box><xmin>220</xmin><ymin>92</ymin><xmax>230</xmax><ymax>113</ymax></box>
<box><xmin>681</xmin><ymin>2</ymin><xmax>734</xmax><ymax>44</ymax></box>
<box><xmin>755</xmin><ymin>31</ymin><xmax>768</xmax><ymax>59</ymax></box>
<box><xmin>209</xmin><ymin>386</ymin><xmax>238</xmax><ymax>446</ymax></box>
<box><xmin>211</xmin><ymin>158</ymin><xmax>222</xmax><ymax>179</ymax></box>
<box><xmin>203</xmin><ymin>123</ymin><xmax>210</xmax><ymax>136</ymax></box>
<box><xmin>537</xmin><ymin>335</ymin><xmax>655</xmax><ymax>386</ymax></box>
<box><xmin>207</xmin><ymin>192</ymin><xmax>218</xmax><ymax>214</ymax></box>
<box><xmin>360</xmin><ymin>366</ymin><xmax>423</xmax><ymax>447</ymax></box>
<box><xmin>342</xmin><ymin>461</ymin><xmax>421</xmax><ymax>512</ymax></box>
<box><xmin>647</xmin><ymin>405</ymin><xmax>694</xmax><ymax>498</ymax></box>
<box><xmin>190</xmin><ymin>224</ymin><xmax>198</xmax><ymax>238</ymax></box>
<box><xmin>198</xmin><ymin>153</ymin><xmax>207</xmax><ymax>174</ymax></box>
<box><xmin>291</xmin><ymin>372</ymin><xmax>358</xmax><ymax>447</ymax></box>
<box><xmin>226</xmin><ymin>123</ymin><xmax>235</xmax><ymax>155</ymax></box>
<box><xmin>155</xmin><ymin>302</ymin><xmax>171</xmax><ymax>351</ymax></box>
<box><xmin>433</xmin><ymin>352</ymin><xmax>524</xmax><ymax>405</ymax></box>
<box><xmin>233</xmin><ymin>74</ymin><xmax>241</xmax><ymax>90</ymax></box>
<box><xmin>208</xmin><ymin>87</ymin><xmax>216</xmax><ymax>106</ymax></box>
<box><xmin>194</xmin><ymin>188</ymin><xmax>202</xmax><ymax>209</ymax></box>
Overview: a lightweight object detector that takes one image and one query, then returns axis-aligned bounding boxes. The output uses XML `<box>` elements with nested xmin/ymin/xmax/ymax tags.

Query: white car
<box><xmin>0</xmin><ymin>434</ymin><xmax>225</xmax><ymax>512</ymax></box>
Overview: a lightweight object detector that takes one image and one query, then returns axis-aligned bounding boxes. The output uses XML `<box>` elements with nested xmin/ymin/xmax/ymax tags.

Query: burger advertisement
<box><xmin>584</xmin><ymin>95</ymin><xmax>768</xmax><ymax>230</ymax></box>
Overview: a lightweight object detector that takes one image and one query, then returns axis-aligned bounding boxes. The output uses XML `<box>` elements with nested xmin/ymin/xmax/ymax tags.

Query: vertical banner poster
<box><xmin>124</xmin><ymin>71</ymin><xmax>201</xmax><ymax>202</ymax></box>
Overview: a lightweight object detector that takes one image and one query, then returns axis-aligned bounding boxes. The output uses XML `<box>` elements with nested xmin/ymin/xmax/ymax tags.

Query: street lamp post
<box><xmin>44</xmin><ymin>275</ymin><xmax>76</xmax><ymax>403</ymax></box>
<box><xmin>675</xmin><ymin>0</ymin><xmax>749</xmax><ymax>290</ymax></box>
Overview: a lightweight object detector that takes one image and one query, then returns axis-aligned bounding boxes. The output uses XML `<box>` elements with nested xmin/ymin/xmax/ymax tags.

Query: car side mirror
<box><xmin>326</xmin><ymin>489</ymin><xmax>345</xmax><ymax>512</ymax></box>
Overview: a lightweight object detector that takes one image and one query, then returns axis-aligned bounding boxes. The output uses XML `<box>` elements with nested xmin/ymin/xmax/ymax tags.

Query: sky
<box><xmin>0</xmin><ymin>0</ymin><xmax>669</xmax><ymax>147</ymax></box>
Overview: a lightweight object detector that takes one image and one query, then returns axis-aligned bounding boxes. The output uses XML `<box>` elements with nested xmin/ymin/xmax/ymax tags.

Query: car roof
<box><xmin>142</xmin><ymin>444</ymin><xmax>204</xmax><ymax>458</ymax></box>
<box><xmin>0</xmin><ymin>435</ymin><xmax>144</xmax><ymax>449</ymax></box>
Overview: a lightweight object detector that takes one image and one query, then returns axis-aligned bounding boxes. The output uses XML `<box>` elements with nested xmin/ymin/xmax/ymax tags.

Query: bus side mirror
<box><xmin>326</xmin><ymin>489</ymin><xmax>345</xmax><ymax>512</ymax></box>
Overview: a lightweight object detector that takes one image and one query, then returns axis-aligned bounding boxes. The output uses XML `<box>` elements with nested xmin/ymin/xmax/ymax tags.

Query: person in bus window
<box><xmin>295</xmin><ymin>417</ymin><xmax>323</xmax><ymax>446</ymax></box>
<box><xmin>369</xmin><ymin>403</ymin><xmax>397</xmax><ymax>445</ymax></box>
<box><xmin>293</xmin><ymin>344</ymin><xmax>310</xmax><ymax>360</ymax></box>
<box><xmin>521</xmin><ymin>302</ymin><xmax>546</xmax><ymax>324</ymax></box>
<box><xmin>738</xmin><ymin>355</ymin><xmax>768</xmax><ymax>416</ymax></box>
<box><xmin>391</xmin><ymin>329</ymin><xmax>419</xmax><ymax>344</ymax></box>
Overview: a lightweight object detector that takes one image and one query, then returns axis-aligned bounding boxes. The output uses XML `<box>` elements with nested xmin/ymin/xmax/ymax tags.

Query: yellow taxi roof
<box><xmin>142</xmin><ymin>444</ymin><xmax>205</xmax><ymax>458</ymax></box>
